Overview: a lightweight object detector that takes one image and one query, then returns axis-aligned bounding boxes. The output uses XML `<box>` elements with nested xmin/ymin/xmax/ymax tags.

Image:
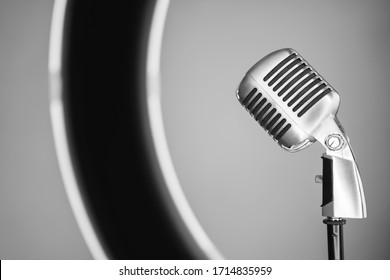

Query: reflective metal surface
<box><xmin>236</xmin><ymin>48</ymin><xmax>339</xmax><ymax>152</ymax></box>
<box><xmin>236</xmin><ymin>48</ymin><xmax>366</xmax><ymax>219</ymax></box>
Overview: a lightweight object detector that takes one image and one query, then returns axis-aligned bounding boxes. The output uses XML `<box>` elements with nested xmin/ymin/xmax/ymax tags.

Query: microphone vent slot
<box><xmin>241</xmin><ymin>88</ymin><xmax>292</xmax><ymax>141</ymax></box>
<box><xmin>242</xmin><ymin>87</ymin><xmax>257</xmax><ymax>106</ymax></box>
<box><xmin>263</xmin><ymin>53</ymin><xmax>297</xmax><ymax>82</ymax></box>
<box><xmin>264</xmin><ymin>53</ymin><xmax>333</xmax><ymax>118</ymax></box>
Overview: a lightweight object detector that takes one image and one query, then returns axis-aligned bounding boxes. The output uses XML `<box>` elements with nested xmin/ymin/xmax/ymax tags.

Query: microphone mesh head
<box><xmin>236</xmin><ymin>48</ymin><xmax>340</xmax><ymax>151</ymax></box>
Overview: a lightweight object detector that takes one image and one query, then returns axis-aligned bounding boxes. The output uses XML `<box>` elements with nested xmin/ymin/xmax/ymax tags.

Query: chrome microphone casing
<box><xmin>236</xmin><ymin>48</ymin><xmax>339</xmax><ymax>152</ymax></box>
<box><xmin>236</xmin><ymin>48</ymin><xmax>367</xmax><ymax>219</ymax></box>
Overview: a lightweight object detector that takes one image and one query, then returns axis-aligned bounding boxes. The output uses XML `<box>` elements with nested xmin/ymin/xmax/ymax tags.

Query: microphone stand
<box><xmin>323</xmin><ymin>217</ymin><xmax>345</xmax><ymax>260</ymax></box>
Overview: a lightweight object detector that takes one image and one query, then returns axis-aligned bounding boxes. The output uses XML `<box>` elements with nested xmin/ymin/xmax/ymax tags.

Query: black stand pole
<box><xmin>323</xmin><ymin>218</ymin><xmax>346</xmax><ymax>260</ymax></box>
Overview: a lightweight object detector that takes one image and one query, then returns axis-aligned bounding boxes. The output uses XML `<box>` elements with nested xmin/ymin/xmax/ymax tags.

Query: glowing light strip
<box><xmin>146</xmin><ymin>0</ymin><xmax>223</xmax><ymax>259</ymax></box>
<box><xmin>49</xmin><ymin>0</ymin><xmax>107</xmax><ymax>259</ymax></box>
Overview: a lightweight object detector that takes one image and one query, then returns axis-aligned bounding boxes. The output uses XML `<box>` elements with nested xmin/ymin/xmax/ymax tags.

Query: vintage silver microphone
<box><xmin>236</xmin><ymin>48</ymin><xmax>367</xmax><ymax>259</ymax></box>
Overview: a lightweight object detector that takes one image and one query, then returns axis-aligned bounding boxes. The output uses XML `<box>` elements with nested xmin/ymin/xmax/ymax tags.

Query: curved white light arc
<box><xmin>146</xmin><ymin>0</ymin><xmax>223</xmax><ymax>260</ymax></box>
<box><xmin>49</xmin><ymin>0</ymin><xmax>108</xmax><ymax>260</ymax></box>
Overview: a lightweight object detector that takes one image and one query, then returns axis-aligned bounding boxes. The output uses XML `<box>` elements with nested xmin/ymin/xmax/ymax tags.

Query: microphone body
<box><xmin>236</xmin><ymin>48</ymin><xmax>366</xmax><ymax>219</ymax></box>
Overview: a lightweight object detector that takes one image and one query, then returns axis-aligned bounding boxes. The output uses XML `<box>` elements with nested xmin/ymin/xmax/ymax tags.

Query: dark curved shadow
<box><xmin>61</xmin><ymin>0</ymin><xmax>195</xmax><ymax>259</ymax></box>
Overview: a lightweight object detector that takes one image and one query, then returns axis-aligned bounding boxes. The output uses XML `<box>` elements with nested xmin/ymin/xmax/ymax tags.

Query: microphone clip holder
<box><xmin>314</xmin><ymin>115</ymin><xmax>367</xmax><ymax>219</ymax></box>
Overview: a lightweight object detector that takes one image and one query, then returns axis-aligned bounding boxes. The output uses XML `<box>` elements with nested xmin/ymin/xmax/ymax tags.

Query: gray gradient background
<box><xmin>0</xmin><ymin>0</ymin><xmax>389</xmax><ymax>259</ymax></box>
<box><xmin>0</xmin><ymin>0</ymin><xmax>91</xmax><ymax>258</ymax></box>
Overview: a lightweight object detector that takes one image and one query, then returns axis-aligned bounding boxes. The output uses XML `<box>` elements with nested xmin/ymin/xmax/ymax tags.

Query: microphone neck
<box><xmin>312</xmin><ymin>115</ymin><xmax>355</xmax><ymax>161</ymax></box>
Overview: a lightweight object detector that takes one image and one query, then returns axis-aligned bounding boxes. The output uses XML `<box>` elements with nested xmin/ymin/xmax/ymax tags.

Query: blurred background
<box><xmin>0</xmin><ymin>0</ymin><xmax>389</xmax><ymax>259</ymax></box>
<box><xmin>0</xmin><ymin>0</ymin><xmax>91</xmax><ymax>258</ymax></box>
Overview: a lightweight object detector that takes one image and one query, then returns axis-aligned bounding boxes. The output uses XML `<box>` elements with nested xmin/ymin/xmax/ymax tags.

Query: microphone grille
<box><xmin>262</xmin><ymin>52</ymin><xmax>333</xmax><ymax>118</ymax></box>
<box><xmin>241</xmin><ymin>87</ymin><xmax>292</xmax><ymax>141</ymax></box>
<box><xmin>236</xmin><ymin>48</ymin><xmax>340</xmax><ymax>151</ymax></box>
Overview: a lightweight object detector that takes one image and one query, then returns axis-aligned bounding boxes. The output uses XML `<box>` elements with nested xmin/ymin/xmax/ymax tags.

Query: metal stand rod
<box><xmin>323</xmin><ymin>218</ymin><xmax>346</xmax><ymax>260</ymax></box>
